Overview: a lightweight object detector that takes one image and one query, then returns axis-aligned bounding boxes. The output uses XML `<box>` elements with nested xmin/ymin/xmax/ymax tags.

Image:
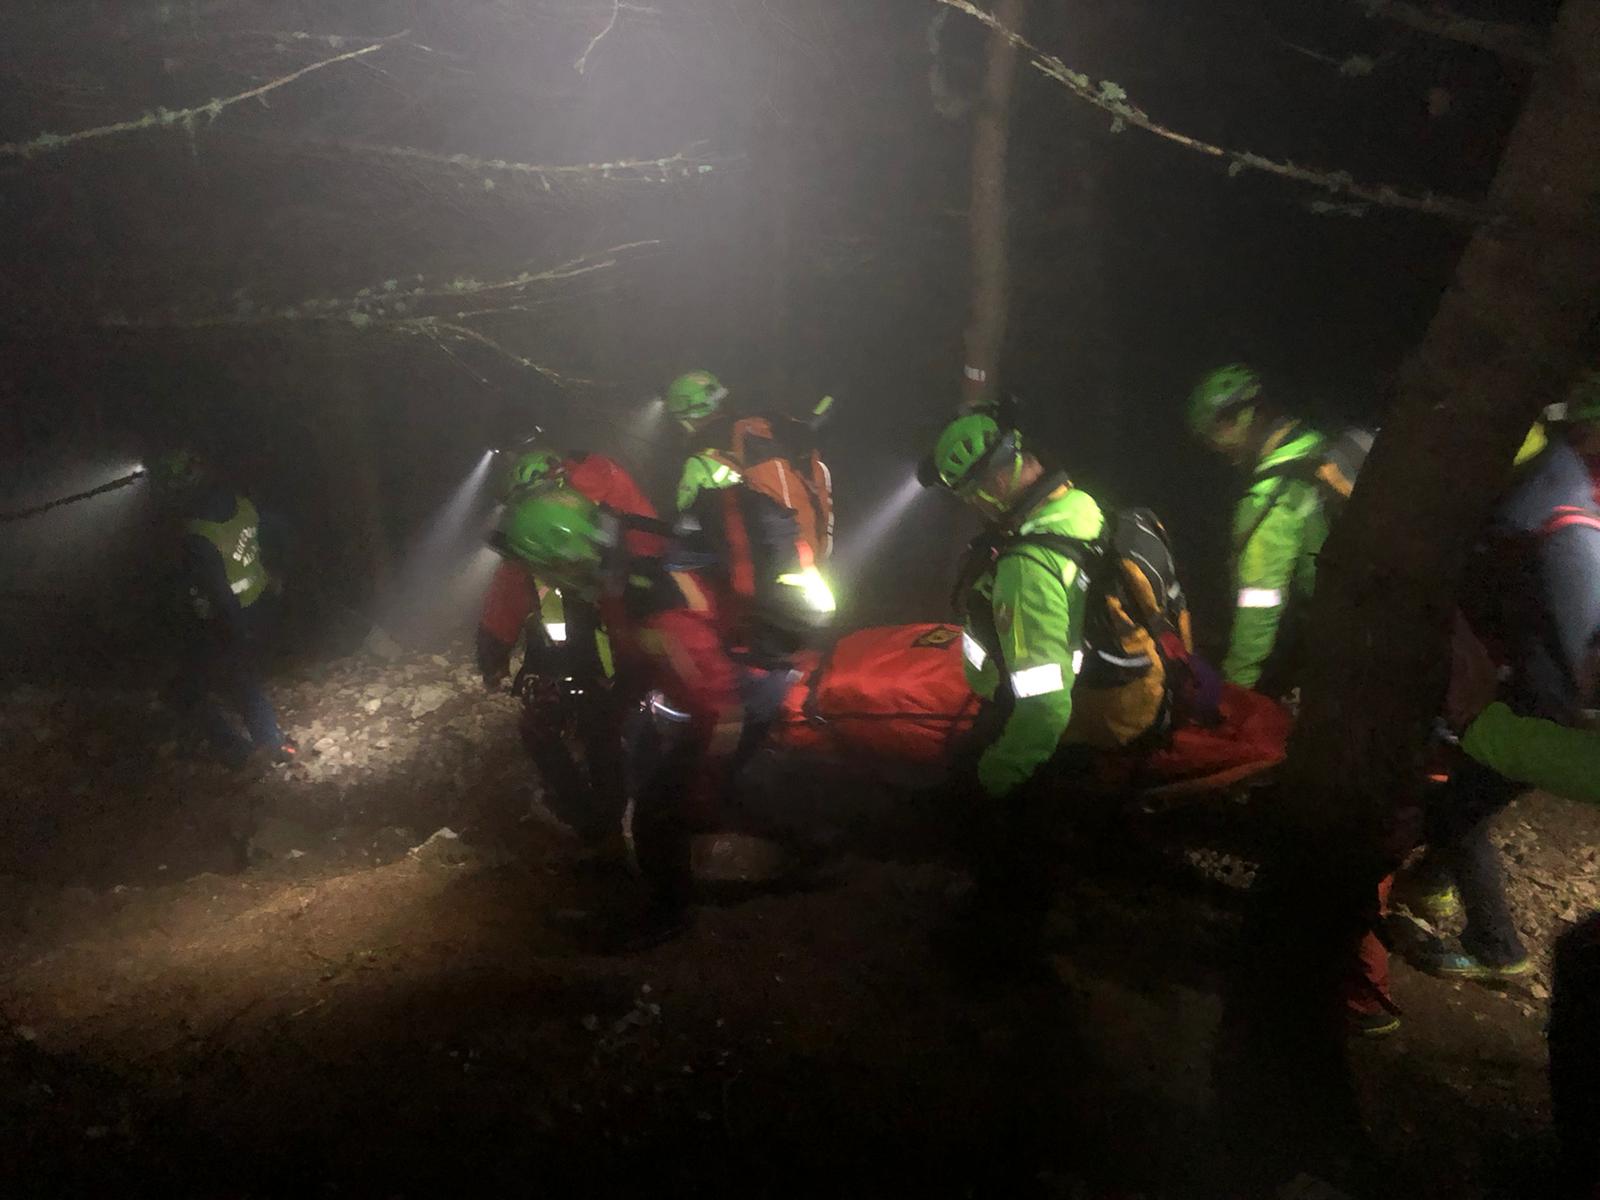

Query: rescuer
<box><xmin>486</xmin><ymin>486</ymin><xmax>758</xmax><ymax>947</ymax></box>
<box><xmin>929</xmin><ymin>411</ymin><xmax>1180</xmax><ymax>969</ymax></box>
<box><xmin>1404</xmin><ymin>371</ymin><xmax>1600</xmax><ymax>981</ymax></box>
<box><xmin>1439</xmin><ymin>615</ymin><xmax>1600</xmax><ymax>1191</ymax></box>
<box><xmin>1186</xmin><ymin>364</ymin><xmax>1369</xmax><ymax>695</ymax></box>
<box><xmin>153</xmin><ymin>448</ymin><xmax>297</xmax><ymax>768</ymax></box>
<box><xmin>1186</xmin><ymin>366</ymin><xmax>1399</xmax><ymax>1031</ymax></box>
<box><xmin>476</xmin><ymin>445</ymin><xmax>659</xmax><ymax>850</ymax></box>
<box><xmin>664</xmin><ymin>369</ymin><xmax>837</xmax><ymax>668</ymax></box>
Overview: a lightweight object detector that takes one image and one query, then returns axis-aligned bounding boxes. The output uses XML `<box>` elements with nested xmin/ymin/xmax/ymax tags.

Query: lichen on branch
<box><xmin>931</xmin><ymin>0</ymin><xmax>1491</xmax><ymax>224</ymax></box>
<box><xmin>94</xmin><ymin>241</ymin><xmax>660</xmax><ymax>387</ymax></box>
<box><xmin>0</xmin><ymin>31</ymin><xmax>409</xmax><ymax>159</ymax></box>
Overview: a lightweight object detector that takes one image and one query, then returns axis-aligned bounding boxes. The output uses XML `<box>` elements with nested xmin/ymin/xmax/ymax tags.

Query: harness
<box><xmin>1233</xmin><ymin>426</ymin><xmax>1371</xmax><ymax>557</ymax></box>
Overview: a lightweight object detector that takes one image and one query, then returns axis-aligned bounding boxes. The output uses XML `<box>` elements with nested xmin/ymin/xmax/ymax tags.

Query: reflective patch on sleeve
<box><xmin>1236</xmin><ymin>588</ymin><xmax>1284</xmax><ymax>609</ymax></box>
<box><xmin>1071</xmin><ymin>648</ymin><xmax>1084</xmax><ymax>676</ymax></box>
<box><xmin>963</xmin><ymin>631</ymin><xmax>988</xmax><ymax>671</ymax></box>
<box><xmin>1010</xmin><ymin>662</ymin><xmax>1066</xmax><ymax>698</ymax></box>
<box><xmin>229</xmin><ymin>578</ymin><xmax>252</xmax><ymax>595</ymax></box>
<box><xmin>545</xmin><ymin>622</ymin><xmax>568</xmax><ymax>642</ymax></box>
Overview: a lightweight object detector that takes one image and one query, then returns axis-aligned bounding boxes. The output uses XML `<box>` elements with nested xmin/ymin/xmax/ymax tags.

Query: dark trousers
<box><xmin>1413</xmin><ymin>527</ymin><xmax>1600</xmax><ymax>968</ymax></box>
<box><xmin>1414</xmin><ymin>756</ymin><xmax>1527</xmax><ymax>965</ymax></box>
<box><xmin>519</xmin><ymin>684</ymin><xmax>627</xmax><ymax>844</ymax></box>
<box><xmin>175</xmin><ymin>606</ymin><xmax>283</xmax><ymax>760</ymax></box>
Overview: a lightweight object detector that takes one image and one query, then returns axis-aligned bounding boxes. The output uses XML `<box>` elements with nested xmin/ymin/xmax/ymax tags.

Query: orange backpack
<box><xmin>724</xmin><ymin>416</ymin><xmax>835</xmax><ymax>563</ymax></box>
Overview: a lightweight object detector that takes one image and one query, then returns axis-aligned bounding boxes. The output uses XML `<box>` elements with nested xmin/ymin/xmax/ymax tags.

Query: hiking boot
<box><xmin>1397</xmin><ymin>879</ymin><xmax>1461</xmax><ymax>924</ymax></box>
<box><xmin>1419</xmin><ymin>945</ymin><xmax>1533</xmax><ymax>981</ymax></box>
<box><xmin>1347</xmin><ymin>1009</ymin><xmax>1402</xmax><ymax>1039</ymax></box>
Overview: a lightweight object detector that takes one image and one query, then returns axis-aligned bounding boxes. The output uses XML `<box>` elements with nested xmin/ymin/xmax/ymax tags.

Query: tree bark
<box><xmin>320</xmin><ymin>344</ymin><xmax>394</xmax><ymax>604</ymax></box>
<box><xmin>959</xmin><ymin>0</ymin><xmax>1027</xmax><ymax>410</ymax></box>
<box><xmin>1219</xmin><ymin>0</ymin><xmax>1600</xmax><ymax>1183</ymax></box>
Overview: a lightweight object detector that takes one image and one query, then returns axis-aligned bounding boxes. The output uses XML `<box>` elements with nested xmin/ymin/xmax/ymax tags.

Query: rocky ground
<box><xmin>2</xmin><ymin>642</ymin><xmax>1598</xmax><ymax>1197</ymax></box>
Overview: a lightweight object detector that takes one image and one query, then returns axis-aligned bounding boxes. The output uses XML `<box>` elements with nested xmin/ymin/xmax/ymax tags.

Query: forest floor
<box><xmin>2</xmin><ymin>642</ymin><xmax>1597</xmax><ymax>1198</ymax></box>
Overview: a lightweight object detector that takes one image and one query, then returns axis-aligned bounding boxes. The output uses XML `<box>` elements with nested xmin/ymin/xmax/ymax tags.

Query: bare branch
<box><xmin>419</xmin><ymin>323</ymin><xmax>587</xmax><ymax>386</ymax></box>
<box><xmin>574</xmin><ymin>0</ymin><xmax>620</xmax><ymax>74</ymax></box>
<box><xmin>932</xmin><ymin>0</ymin><xmax>1490</xmax><ymax>224</ymax></box>
<box><xmin>86</xmin><ymin>242</ymin><xmax>655</xmax><ymax>387</ymax></box>
<box><xmin>278</xmin><ymin>138</ymin><xmax>721</xmax><ymax>187</ymax></box>
<box><xmin>0</xmin><ymin>31</ymin><xmax>409</xmax><ymax>159</ymax></box>
<box><xmin>1355</xmin><ymin>0</ymin><xmax>1549</xmax><ymax>67</ymax></box>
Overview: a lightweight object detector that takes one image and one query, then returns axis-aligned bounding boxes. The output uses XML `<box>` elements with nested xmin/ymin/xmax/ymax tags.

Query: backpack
<box><xmin>957</xmin><ymin>503</ymin><xmax>1218</xmax><ymax>732</ymax></box>
<box><xmin>1236</xmin><ymin>426</ymin><xmax>1372</xmax><ymax>550</ymax></box>
<box><xmin>724</xmin><ymin>416</ymin><xmax>835</xmax><ymax>563</ymax></box>
<box><xmin>1015</xmin><ymin>507</ymin><xmax>1217</xmax><ymax>727</ymax></box>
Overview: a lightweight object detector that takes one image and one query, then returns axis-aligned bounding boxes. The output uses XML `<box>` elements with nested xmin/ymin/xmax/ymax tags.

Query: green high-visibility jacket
<box><xmin>676</xmin><ymin>451</ymin><xmax>742</xmax><ymax>512</ymax></box>
<box><xmin>1224</xmin><ymin>425</ymin><xmax>1329</xmax><ymax>689</ymax></box>
<box><xmin>186</xmin><ymin>495</ymin><xmax>269</xmax><ymax>610</ymax></box>
<box><xmin>962</xmin><ymin>486</ymin><xmax>1100</xmax><ymax>799</ymax></box>
<box><xmin>1462</xmin><ymin>702</ymin><xmax>1600</xmax><ymax>805</ymax></box>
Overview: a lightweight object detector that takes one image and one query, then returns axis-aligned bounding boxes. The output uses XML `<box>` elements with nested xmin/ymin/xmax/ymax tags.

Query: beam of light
<box><xmin>376</xmin><ymin>451</ymin><xmax>502</xmax><ymax>644</ymax></box>
<box><xmin>623</xmin><ymin>396</ymin><xmax>666</xmax><ymax>449</ymax></box>
<box><xmin>0</xmin><ymin>464</ymin><xmax>148</xmax><ymax>523</ymax></box>
<box><xmin>831</xmin><ymin>467</ymin><xmax>932</xmax><ymax>581</ymax></box>
<box><xmin>1</xmin><ymin>460</ymin><xmax>156</xmax><ymax>643</ymax></box>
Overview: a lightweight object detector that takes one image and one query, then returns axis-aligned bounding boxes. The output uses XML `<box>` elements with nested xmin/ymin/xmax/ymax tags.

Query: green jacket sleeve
<box><xmin>1223</xmin><ymin>481</ymin><xmax>1317</xmax><ymax>688</ymax></box>
<box><xmin>1461</xmin><ymin>702</ymin><xmax>1600</xmax><ymax>805</ymax></box>
<box><xmin>977</xmin><ymin>552</ymin><xmax>1085</xmax><ymax>798</ymax></box>
<box><xmin>676</xmin><ymin>453</ymin><xmax>740</xmax><ymax>512</ymax></box>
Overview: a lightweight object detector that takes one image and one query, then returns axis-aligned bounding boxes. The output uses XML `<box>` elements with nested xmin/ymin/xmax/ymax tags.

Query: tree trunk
<box><xmin>959</xmin><ymin>0</ymin><xmax>1027</xmax><ymax>410</ymax></box>
<box><xmin>1219</xmin><ymin>1</ymin><xmax>1600</xmax><ymax>1183</ymax></box>
<box><xmin>320</xmin><ymin>344</ymin><xmax>394</xmax><ymax>604</ymax></box>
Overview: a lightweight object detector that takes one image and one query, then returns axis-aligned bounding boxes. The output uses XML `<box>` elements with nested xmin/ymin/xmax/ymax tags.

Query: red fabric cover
<box><xmin>770</xmin><ymin>623</ymin><xmax>1292</xmax><ymax>794</ymax></box>
<box><xmin>479</xmin><ymin>560</ymin><xmax>539</xmax><ymax>647</ymax></box>
<box><xmin>1135</xmin><ymin>685</ymin><xmax>1292</xmax><ymax>796</ymax></box>
<box><xmin>772</xmin><ymin>623</ymin><xmax>981</xmax><ymax>764</ymax></box>
<box><xmin>567</xmin><ymin>453</ymin><xmax>663</xmax><ymax>557</ymax></box>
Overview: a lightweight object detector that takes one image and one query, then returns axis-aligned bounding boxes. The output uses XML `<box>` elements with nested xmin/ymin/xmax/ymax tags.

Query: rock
<box><xmin>363</xmin><ymin>627</ymin><xmax>403</xmax><ymax>662</ymax></box>
<box><xmin>691</xmin><ymin>833</ymin><xmax>789</xmax><ymax>884</ymax></box>
<box><xmin>363</xmin><ymin>698</ymin><xmax>382</xmax><ymax>715</ymax></box>
<box><xmin>409</xmin><ymin>685</ymin><xmax>452</xmax><ymax>719</ymax></box>
<box><xmin>409</xmin><ymin>826</ymin><xmax>470</xmax><ymax>867</ymax></box>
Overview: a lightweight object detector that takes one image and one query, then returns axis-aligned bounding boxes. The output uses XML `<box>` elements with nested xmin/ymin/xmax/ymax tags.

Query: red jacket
<box><xmin>479</xmin><ymin>453</ymin><xmax>659</xmax><ymax>649</ymax></box>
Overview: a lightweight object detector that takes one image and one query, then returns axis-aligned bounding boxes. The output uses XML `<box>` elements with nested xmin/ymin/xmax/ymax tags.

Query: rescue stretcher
<box><xmin>764</xmin><ymin>623</ymin><xmax>1292</xmax><ymax>797</ymax></box>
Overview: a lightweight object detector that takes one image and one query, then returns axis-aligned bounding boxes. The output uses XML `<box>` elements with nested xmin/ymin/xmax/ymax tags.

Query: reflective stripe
<box><xmin>229</xmin><ymin>577</ymin><xmax>252</xmax><ymax>595</ymax></box>
<box><xmin>1096</xmin><ymin>650</ymin><xmax>1152</xmax><ymax>669</ymax></box>
<box><xmin>1010</xmin><ymin>662</ymin><xmax>1066</xmax><ymax>698</ymax></box>
<box><xmin>1237</xmin><ymin>587</ymin><xmax>1284</xmax><ymax>609</ymax></box>
<box><xmin>777</xmin><ymin>567</ymin><xmax>837</xmax><ymax>614</ymax></box>
<box><xmin>1071</xmin><ymin>649</ymin><xmax>1084</xmax><ymax>675</ymax></box>
<box><xmin>545</xmin><ymin>622</ymin><xmax>568</xmax><ymax>642</ymax></box>
<box><xmin>963</xmin><ymin>631</ymin><xmax>988</xmax><ymax>671</ymax></box>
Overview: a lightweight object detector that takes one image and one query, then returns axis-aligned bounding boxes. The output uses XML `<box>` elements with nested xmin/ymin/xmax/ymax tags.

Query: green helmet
<box><xmin>665</xmin><ymin>370</ymin><xmax>728</xmax><ymax>429</ymax></box>
<box><xmin>489</xmin><ymin>488</ymin><xmax>605</xmax><ymax>574</ymax></box>
<box><xmin>1186</xmin><ymin>364</ymin><xmax>1262</xmax><ymax>438</ymax></box>
<box><xmin>933</xmin><ymin>412</ymin><xmax>1016</xmax><ymax>490</ymax></box>
<box><xmin>501</xmin><ymin>448</ymin><xmax>565</xmax><ymax>499</ymax></box>
<box><xmin>151</xmin><ymin>448</ymin><xmax>208</xmax><ymax>494</ymax></box>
